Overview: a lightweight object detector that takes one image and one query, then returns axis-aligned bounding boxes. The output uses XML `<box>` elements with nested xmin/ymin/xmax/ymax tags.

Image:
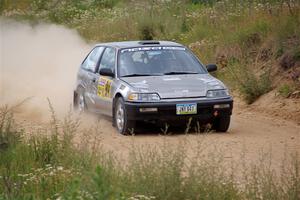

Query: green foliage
<box><xmin>0</xmin><ymin>106</ymin><xmax>22</xmax><ymax>151</ymax></box>
<box><xmin>138</xmin><ymin>21</ymin><xmax>155</xmax><ymax>40</ymax></box>
<box><xmin>0</xmin><ymin>106</ymin><xmax>300</xmax><ymax>199</ymax></box>
<box><xmin>242</xmin><ymin>71</ymin><xmax>272</xmax><ymax>104</ymax></box>
<box><xmin>275</xmin><ymin>15</ymin><xmax>300</xmax><ymax>43</ymax></box>
<box><xmin>292</xmin><ymin>48</ymin><xmax>300</xmax><ymax>61</ymax></box>
<box><xmin>278</xmin><ymin>84</ymin><xmax>293</xmax><ymax>98</ymax></box>
<box><xmin>227</xmin><ymin>61</ymin><xmax>272</xmax><ymax>104</ymax></box>
<box><xmin>0</xmin><ymin>0</ymin><xmax>5</xmax><ymax>13</ymax></box>
<box><xmin>91</xmin><ymin>0</ymin><xmax>120</xmax><ymax>9</ymax></box>
<box><xmin>191</xmin><ymin>0</ymin><xmax>218</xmax><ymax>6</ymax></box>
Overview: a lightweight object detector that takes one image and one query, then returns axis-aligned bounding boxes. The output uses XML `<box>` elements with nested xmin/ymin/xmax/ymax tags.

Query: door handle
<box><xmin>92</xmin><ymin>78</ymin><xmax>96</xmax><ymax>83</ymax></box>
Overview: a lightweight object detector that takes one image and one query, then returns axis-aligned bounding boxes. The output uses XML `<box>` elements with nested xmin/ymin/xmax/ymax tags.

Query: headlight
<box><xmin>206</xmin><ymin>89</ymin><xmax>229</xmax><ymax>98</ymax></box>
<box><xmin>128</xmin><ymin>93</ymin><xmax>160</xmax><ymax>102</ymax></box>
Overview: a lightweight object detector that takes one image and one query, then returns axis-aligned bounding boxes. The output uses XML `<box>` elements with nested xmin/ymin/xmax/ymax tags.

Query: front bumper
<box><xmin>124</xmin><ymin>97</ymin><xmax>233</xmax><ymax>122</ymax></box>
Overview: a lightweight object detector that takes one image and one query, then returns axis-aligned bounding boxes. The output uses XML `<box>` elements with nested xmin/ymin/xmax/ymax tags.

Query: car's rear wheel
<box><xmin>213</xmin><ymin>115</ymin><xmax>231</xmax><ymax>132</ymax></box>
<box><xmin>74</xmin><ymin>92</ymin><xmax>86</xmax><ymax>113</ymax></box>
<box><xmin>115</xmin><ymin>98</ymin><xmax>135</xmax><ymax>135</ymax></box>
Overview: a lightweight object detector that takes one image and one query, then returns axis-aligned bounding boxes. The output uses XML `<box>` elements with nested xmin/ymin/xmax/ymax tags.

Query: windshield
<box><xmin>118</xmin><ymin>46</ymin><xmax>207</xmax><ymax>77</ymax></box>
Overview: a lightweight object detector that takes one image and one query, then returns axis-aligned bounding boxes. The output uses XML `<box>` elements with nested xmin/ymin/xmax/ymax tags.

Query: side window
<box><xmin>81</xmin><ymin>46</ymin><xmax>104</xmax><ymax>72</ymax></box>
<box><xmin>98</xmin><ymin>47</ymin><xmax>116</xmax><ymax>72</ymax></box>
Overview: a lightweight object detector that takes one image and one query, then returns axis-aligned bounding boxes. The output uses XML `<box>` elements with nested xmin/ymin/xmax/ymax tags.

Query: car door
<box><xmin>80</xmin><ymin>46</ymin><xmax>105</xmax><ymax>111</ymax></box>
<box><xmin>91</xmin><ymin>47</ymin><xmax>117</xmax><ymax>116</ymax></box>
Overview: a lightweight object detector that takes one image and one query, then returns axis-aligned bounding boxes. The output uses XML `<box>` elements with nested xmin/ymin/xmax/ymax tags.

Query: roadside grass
<box><xmin>183</xmin><ymin>1</ymin><xmax>300</xmax><ymax>103</ymax></box>
<box><xmin>1</xmin><ymin>104</ymin><xmax>300</xmax><ymax>200</ymax></box>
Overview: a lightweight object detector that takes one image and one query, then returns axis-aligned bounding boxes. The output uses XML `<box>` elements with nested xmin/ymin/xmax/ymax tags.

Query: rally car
<box><xmin>73</xmin><ymin>41</ymin><xmax>233</xmax><ymax>134</ymax></box>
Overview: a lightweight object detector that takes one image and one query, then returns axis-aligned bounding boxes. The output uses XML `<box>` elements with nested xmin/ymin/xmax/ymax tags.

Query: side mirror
<box><xmin>99</xmin><ymin>68</ymin><xmax>114</xmax><ymax>77</ymax></box>
<box><xmin>206</xmin><ymin>64</ymin><xmax>218</xmax><ymax>72</ymax></box>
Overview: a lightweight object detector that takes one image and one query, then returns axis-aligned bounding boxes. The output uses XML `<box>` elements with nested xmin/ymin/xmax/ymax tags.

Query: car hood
<box><xmin>121</xmin><ymin>74</ymin><xmax>226</xmax><ymax>99</ymax></box>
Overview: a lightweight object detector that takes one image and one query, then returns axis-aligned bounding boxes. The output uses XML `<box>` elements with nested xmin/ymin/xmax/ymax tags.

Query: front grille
<box><xmin>161</xmin><ymin>96</ymin><xmax>206</xmax><ymax>100</ymax></box>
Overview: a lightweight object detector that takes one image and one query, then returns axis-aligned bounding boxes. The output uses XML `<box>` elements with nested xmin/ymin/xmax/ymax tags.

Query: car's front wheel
<box><xmin>114</xmin><ymin>98</ymin><xmax>135</xmax><ymax>135</ymax></box>
<box><xmin>213</xmin><ymin>115</ymin><xmax>231</xmax><ymax>132</ymax></box>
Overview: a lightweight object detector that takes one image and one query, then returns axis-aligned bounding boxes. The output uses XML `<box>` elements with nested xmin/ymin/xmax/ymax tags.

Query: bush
<box><xmin>139</xmin><ymin>23</ymin><xmax>155</xmax><ymax>40</ymax></box>
<box><xmin>227</xmin><ymin>61</ymin><xmax>272</xmax><ymax>104</ymax></box>
<box><xmin>278</xmin><ymin>84</ymin><xmax>292</xmax><ymax>98</ymax></box>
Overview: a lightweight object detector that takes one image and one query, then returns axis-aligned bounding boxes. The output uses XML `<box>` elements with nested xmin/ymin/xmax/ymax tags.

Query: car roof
<box><xmin>95</xmin><ymin>40</ymin><xmax>184</xmax><ymax>49</ymax></box>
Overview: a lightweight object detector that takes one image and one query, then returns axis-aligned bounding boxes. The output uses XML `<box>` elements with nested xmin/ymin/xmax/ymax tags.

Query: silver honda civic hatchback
<box><xmin>74</xmin><ymin>41</ymin><xmax>233</xmax><ymax>134</ymax></box>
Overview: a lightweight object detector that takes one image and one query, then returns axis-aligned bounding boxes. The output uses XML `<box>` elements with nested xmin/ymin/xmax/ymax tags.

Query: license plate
<box><xmin>176</xmin><ymin>103</ymin><xmax>197</xmax><ymax>115</ymax></box>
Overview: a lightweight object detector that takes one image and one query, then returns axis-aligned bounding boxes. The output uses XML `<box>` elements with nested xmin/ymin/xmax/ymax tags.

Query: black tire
<box><xmin>213</xmin><ymin>115</ymin><xmax>231</xmax><ymax>132</ymax></box>
<box><xmin>114</xmin><ymin>98</ymin><xmax>135</xmax><ymax>135</ymax></box>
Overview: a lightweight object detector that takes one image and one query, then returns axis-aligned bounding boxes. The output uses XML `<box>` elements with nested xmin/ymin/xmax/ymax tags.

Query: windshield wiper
<box><xmin>164</xmin><ymin>71</ymin><xmax>199</xmax><ymax>75</ymax></box>
<box><xmin>121</xmin><ymin>73</ymin><xmax>161</xmax><ymax>77</ymax></box>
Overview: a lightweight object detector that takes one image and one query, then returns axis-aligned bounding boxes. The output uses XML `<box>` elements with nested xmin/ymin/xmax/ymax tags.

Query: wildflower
<box><xmin>35</xmin><ymin>168</ymin><xmax>43</xmax><ymax>172</ymax></box>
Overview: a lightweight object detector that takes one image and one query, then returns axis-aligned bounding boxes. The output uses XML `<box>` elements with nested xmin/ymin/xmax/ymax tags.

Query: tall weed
<box><xmin>0</xmin><ymin>105</ymin><xmax>300</xmax><ymax>199</ymax></box>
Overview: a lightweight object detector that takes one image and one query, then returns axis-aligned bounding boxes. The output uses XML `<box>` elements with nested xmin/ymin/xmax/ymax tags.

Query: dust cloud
<box><xmin>0</xmin><ymin>19</ymin><xmax>91</xmax><ymax>120</ymax></box>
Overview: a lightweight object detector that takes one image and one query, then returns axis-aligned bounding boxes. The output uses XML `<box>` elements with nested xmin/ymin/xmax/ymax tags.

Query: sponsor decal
<box><xmin>97</xmin><ymin>77</ymin><xmax>112</xmax><ymax>99</ymax></box>
<box><xmin>121</xmin><ymin>46</ymin><xmax>185</xmax><ymax>53</ymax></box>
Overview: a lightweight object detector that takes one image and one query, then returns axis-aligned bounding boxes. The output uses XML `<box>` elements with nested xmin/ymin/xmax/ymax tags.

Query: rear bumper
<box><xmin>124</xmin><ymin>97</ymin><xmax>233</xmax><ymax>122</ymax></box>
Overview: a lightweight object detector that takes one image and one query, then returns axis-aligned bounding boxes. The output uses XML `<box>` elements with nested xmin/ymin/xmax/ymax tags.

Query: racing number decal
<box><xmin>97</xmin><ymin>77</ymin><xmax>112</xmax><ymax>99</ymax></box>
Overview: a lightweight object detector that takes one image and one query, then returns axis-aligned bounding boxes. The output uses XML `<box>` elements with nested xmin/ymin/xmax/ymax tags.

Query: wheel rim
<box><xmin>78</xmin><ymin>94</ymin><xmax>85</xmax><ymax>112</ymax></box>
<box><xmin>116</xmin><ymin>102</ymin><xmax>124</xmax><ymax>131</ymax></box>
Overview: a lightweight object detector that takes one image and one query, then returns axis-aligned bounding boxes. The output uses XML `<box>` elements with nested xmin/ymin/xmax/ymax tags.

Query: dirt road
<box><xmin>64</xmin><ymin>100</ymin><xmax>299</xmax><ymax>171</ymax></box>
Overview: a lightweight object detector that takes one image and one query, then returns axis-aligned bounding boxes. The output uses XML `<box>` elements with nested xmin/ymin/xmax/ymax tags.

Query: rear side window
<box><xmin>81</xmin><ymin>46</ymin><xmax>104</xmax><ymax>72</ymax></box>
<box><xmin>98</xmin><ymin>47</ymin><xmax>116</xmax><ymax>73</ymax></box>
